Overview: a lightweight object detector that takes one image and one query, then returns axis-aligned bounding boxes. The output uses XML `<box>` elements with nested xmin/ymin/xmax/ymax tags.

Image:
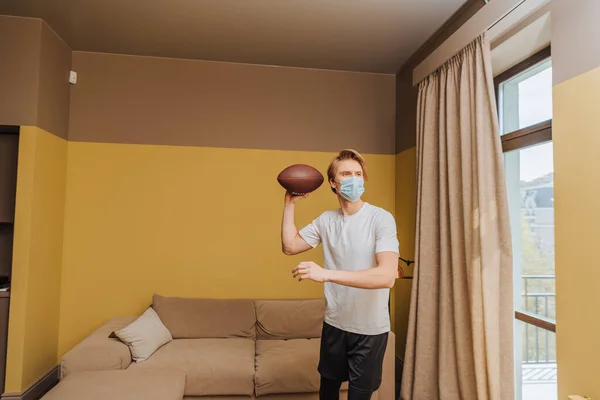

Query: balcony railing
<box><xmin>522</xmin><ymin>275</ymin><xmax>556</xmax><ymax>364</ymax></box>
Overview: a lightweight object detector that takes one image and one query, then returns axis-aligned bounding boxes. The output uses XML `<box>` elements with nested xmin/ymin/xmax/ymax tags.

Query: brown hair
<box><xmin>327</xmin><ymin>149</ymin><xmax>368</xmax><ymax>193</ymax></box>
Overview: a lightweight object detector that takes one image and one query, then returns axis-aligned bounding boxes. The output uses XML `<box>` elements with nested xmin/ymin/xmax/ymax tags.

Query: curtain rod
<box><xmin>488</xmin><ymin>0</ymin><xmax>528</xmax><ymax>31</ymax></box>
<box><xmin>412</xmin><ymin>0</ymin><xmax>547</xmax><ymax>86</ymax></box>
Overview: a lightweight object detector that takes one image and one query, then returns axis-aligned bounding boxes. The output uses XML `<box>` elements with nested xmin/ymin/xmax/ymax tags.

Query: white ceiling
<box><xmin>0</xmin><ymin>0</ymin><xmax>470</xmax><ymax>73</ymax></box>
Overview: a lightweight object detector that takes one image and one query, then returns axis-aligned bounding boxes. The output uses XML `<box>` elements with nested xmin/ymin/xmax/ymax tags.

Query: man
<box><xmin>281</xmin><ymin>149</ymin><xmax>400</xmax><ymax>400</ymax></box>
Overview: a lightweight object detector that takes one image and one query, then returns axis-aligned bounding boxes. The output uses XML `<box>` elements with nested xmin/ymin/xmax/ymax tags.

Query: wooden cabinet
<box><xmin>0</xmin><ymin>132</ymin><xmax>18</xmax><ymax>224</ymax></box>
<box><xmin>0</xmin><ymin>126</ymin><xmax>18</xmax><ymax>394</ymax></box>
<box><xmin>0</xmin><ymin>128</ymin><xmax>17</xmax><ymax>287</ymax></box>
<box><xmin>0</xmin><ymin>292</ymin><xmax>8</xmax><ymax>395</ymax></box>
<box><xmin>0</xmin><ymin>226</ymin><xmax>12</xmax><ymax>280</ymax></box>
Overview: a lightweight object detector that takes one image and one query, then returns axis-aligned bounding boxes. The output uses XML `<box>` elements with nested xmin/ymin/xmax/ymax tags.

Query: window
<box><xmin>494</xmin><ymin>46</ymin><xmax>556</xmax><ymax>400</ymax></box>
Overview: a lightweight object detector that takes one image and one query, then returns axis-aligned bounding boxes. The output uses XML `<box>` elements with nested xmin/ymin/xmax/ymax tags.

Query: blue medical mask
<box><xmin>337</xmin><ymin>176</ymin><xmax>365</xmax><ymax>202</ymax></box>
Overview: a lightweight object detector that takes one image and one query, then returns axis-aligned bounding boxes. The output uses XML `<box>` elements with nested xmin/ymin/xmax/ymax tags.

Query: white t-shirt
<box><xmin>299</xmin><ymin>202</ymin><xmax>400</xmax><ymax>335</ymax></box>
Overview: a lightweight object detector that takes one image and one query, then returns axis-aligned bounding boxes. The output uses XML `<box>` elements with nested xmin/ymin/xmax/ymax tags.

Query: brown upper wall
<box><xmin>37</xmin><ymin>22</ymin><xmax>72</xmax><ymax>139</ymax></box>
<box><xmin>0</xmin><ymin>16</ymin><xmax>41</xmax><ymax>127</ymax></box>
<box><xmin>69</xmin><ymin>52</ymin><xmax>396</xmax><ymax>154</ymax></box>
<box><xmin>552</xmin><ymin>0</ymin><xmax>600</xmax><ymax>86</ymax></box>
<box><xmin>395</xmin><ymin>76</ymin><xmax>418</xmax><ymax>153</ymax></box>
<box><xmin>0</xmin><ymin>16</ymin><xmax>71</xmax><ymax>139</ymax></box>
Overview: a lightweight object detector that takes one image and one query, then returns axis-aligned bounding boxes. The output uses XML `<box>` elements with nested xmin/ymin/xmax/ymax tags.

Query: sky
<box><xmin>516</xmin><ymin>66</ymin><xmax>553</xmax><ymax>183</ymax></box>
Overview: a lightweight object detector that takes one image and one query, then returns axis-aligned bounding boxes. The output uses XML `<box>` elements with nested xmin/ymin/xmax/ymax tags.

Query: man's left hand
<box><xmin>292</xmin><ymin>261</ymin><xmax>329</xmax><ymax>283</ymax></box>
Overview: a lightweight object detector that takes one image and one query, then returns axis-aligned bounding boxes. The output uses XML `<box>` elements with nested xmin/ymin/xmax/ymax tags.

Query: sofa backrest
<box><xmin>152</xmin><ymin>294</ymin><xmax>256</xmax><ymax>339</ymax></box>
<box><xmin>255</xmin><ymin>298</ymin><xmax>324</xmax><ymax>340</ymax></box>
<box><xmin>152</xmin><ymin>294</ymin><xmax>326</xmax><ymax>340</ymax></box>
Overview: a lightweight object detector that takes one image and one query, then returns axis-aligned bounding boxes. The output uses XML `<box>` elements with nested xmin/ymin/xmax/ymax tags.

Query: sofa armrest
<box><xmin>376</xmin><ymin>330</ymin><xmax>396</xmax><ymax>400</ymax></box>
<box><xmin>60</xmin><ymin>316</ymin><xmax>136</xmax><ymax>378</ymax></box>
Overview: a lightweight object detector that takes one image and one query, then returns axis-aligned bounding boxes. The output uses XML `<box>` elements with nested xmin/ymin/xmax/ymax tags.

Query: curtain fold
<box><xmin>401</xmin><ymin>33</ymin><xmax>514</xmax><ymax>400</ymax></box>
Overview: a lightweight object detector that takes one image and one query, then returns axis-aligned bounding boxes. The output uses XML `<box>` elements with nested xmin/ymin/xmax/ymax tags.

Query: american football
<box><xmin>277</xmin><ymin>164</ymin><xmax>324</xmax><ymax>195</ymax></box>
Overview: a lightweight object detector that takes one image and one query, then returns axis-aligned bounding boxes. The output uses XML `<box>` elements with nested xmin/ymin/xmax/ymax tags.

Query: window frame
<box><xmin>494</xmin><ymin>44</ymin><xmax>556</xmax><ymax>334</ymax></box>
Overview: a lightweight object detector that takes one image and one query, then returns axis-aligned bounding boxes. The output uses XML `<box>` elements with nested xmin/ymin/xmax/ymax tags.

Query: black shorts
<box><xmin>318</xmin><ymin>322</ymin><xmax>388</xmax><ymax>392</ymax></box>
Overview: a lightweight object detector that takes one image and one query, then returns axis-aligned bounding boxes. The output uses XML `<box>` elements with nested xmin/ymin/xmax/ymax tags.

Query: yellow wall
<box><xmin>57</xmin><ymin>142</ymin><xmax>396</xmax><ymax>355</ymax></box>
<box><xmin>554</xmin><ymin>66</ymin><xmax>600</xmax><ymax>399</ymax></box>
<box><xmin>394</xmin><ymin>147</ymin><xmax>416</xmax><ymax>358</ymax></box>
<box><xmin>5</xmin><ymin>126</ymin><xmax>67</xmax><ymax>392</ymax></box>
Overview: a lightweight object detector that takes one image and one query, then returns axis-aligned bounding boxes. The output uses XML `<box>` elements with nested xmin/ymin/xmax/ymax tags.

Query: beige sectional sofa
<box><xmin>43</xmin><ymin>294</ymin><xmax>395</xmax><ymax>399</ymax></box>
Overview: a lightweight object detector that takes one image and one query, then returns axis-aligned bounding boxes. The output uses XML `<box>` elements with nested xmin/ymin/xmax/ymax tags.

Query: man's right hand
<box><xmin>284</xmin><ymin>191</ymin><xmax>310</xmax><ymax>205</ymax></box>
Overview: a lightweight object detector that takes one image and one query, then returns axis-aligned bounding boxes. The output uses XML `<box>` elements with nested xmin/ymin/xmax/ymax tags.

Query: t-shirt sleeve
<box><xmin>375</xmin><ymin>211</ymin><xmax>400</xmax><ymax>255</ymax></box>
<box><xmin>298</xmin><ymin>213</ymin><xmax>324</xmax><ymax>248</ymax></box>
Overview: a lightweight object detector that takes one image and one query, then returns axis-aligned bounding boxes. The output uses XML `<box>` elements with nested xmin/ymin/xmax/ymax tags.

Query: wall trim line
<box><xmin>1</xmin><ymin>365</ymin><xmax>60</xmax><ymax>400</ymax></box>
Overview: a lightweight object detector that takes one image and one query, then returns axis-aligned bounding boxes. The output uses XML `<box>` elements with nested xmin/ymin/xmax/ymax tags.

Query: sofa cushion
<box><xmin>255</xmin><ymin>338</ymin><xmax>323</xmax><ymax>396</ymax></box>
<box><xmin>182</xmin><ymin>394</ymin><xmax>359</xmax><ymax>400</ymax></box>
<box><xmin>41</xmin><ymin>369</ymin><xmax>185</xmax><ymax>400</ymax></box>
<box><xmin>152</xmin><ymin>294</ymin><xmax>256</xmax><ymax>339</ymax></box>
<box><xmin>255</xmin><ymin>299</ymin><xmax>325</xmax><ymax>340</ymax></box>
<box><xmin>129</xmin><ymin>338</ymin><xmax>255</xmax><ymax>396</ymax></box>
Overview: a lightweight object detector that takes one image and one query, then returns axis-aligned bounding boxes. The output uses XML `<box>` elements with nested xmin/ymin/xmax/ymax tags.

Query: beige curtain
<box><xmin>401</xmin><ymin>34</ymin><xmax>514</xmax><ymax>400</ymax></box>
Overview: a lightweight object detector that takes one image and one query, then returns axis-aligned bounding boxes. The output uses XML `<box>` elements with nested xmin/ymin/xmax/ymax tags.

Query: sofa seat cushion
<box><xmin>255</xmin><ymin>338</ymin><xmax>326</xmax><ymax>396</ymax></box>
<box><xmin>41</xmin><ymin>369</ymin><xmax>185</xmax><ymax>400</ymax></box>
<box><xmin>181</xmin><ymin>391</ymin><xmax>367</xmax><ymax>400</ymax></box>
<box><xmin>129</xmin><ymin>338</ymin><xmax>255</xmax><ymax>396</ymax></box>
